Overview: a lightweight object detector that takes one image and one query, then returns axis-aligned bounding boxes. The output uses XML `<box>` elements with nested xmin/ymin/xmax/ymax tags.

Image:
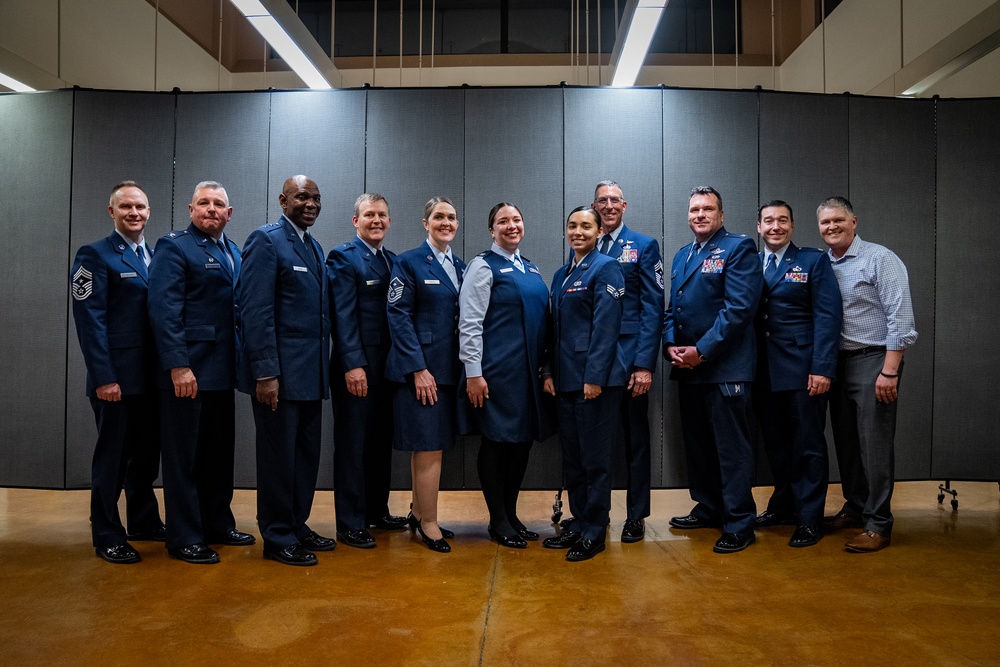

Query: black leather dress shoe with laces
<box><xmin>210</xmin><ymin>529</ymin><xmax>256</xmax><ymax>546</ymax></box>
<box><xmin>542</xmin><ymin>530</ymin><xmax>581</xmax><ymax>549</ymax></box>
<box><xmin>789</xmin><ymin>525</ymin><xmax>822</xmax><ymax>548</ymax></box>
<box><xmin>337</xmin><ymin>529</ymin><xmax>377</xmax><ymax>549</ymax></box>
<box><xmin>300</xmin><ymin>531</ymin><xmax>336</xmax><ymax>551</ymax></box>
<box><xmin>367</xmin><ymin>515</ymin><xmax>409</xmax><ymax>530</ymax></box>
<box><xmin>168</xmin><ymin>543</ymin><xmax>220</xmax><ymax>564</ymax></box>
<box><xmin>566</xmin><ymin>538</ymin><xmax>606</xmax><ymax>561</ymax></box>
<box><xmin>263</xmin><ymin>543</ymin><xmax>317</xmax><ymax>566</ymax></box>
<box><xmin>713</xmin><ymin>532</ymin><xmax>755</xmax><ymax>554</ymax></box>
<box><xmin>621</xmin><ymin>518</ymin><xmax>645</xmax><ymax>543</ymax></box>
<box><xmin>96</xmin><ymin>542</ymin><xmax>141</xmax><ymax>564</ymax></box>
<box><xmin>669</xmin><ymin>514</ymin><xmax>715</xmax><ymax>530</ymax></box>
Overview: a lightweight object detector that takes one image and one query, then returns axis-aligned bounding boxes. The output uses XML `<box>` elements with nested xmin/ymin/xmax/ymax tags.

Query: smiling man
<box><xmin>71</xmin><ymin>181</ymin><xmax>165</xmax><ymax>564</ymax></box>
<box><xmin>148</xmin><ymin>181</ymin><xmax>255</xmax><ymax>565</ymax></box>
<box><xmin>591</xmin><ymin>181</ymin><xmax>663</xmax><ymax>543</ymax></box>
<box><xmin>817</xmin><ymin>196</ymin><xmax>917</xmax><ymax>553</ymax></box>
<box><xmin>239</xmin><ymin>176</ymin><xmax>334</xmax><ymax>566</ymax></box>
<box><xmin>327</xmin><ymin>193</ymin><xmax>408</xmax><ymax>548</ymax></box>
<box><xmin>663</xmin><ymin>186</ymin><xmax>763</xmax><ymax>554</ymax></box>
<box><xmin>753</xmin><ymin>200</ymin><xmax>842</xmax><ymax>548</ymax></box>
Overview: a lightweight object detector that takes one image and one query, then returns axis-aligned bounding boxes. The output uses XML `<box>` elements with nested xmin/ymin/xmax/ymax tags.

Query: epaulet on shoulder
<box><xmin>338</xmin><ymin>242</ymin><xmax>355</xmax><ymax>251</ymax></box>
<box><xmin>164</xmin><ymin>230</ymin><xmax>188</xmax><ymax>240</ymax></box>
<box><xmin>799</xmin><ymin>246</ymin><xmax>823</xmax><ymax>254</ymax></box>
<box><xmin>475</xmin><ymin>250</ymin><xmax>490</xmax><ymax>258</ymax></box>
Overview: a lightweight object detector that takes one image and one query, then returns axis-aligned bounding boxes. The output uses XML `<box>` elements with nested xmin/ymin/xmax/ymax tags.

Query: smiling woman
<box><xmin>457</xmin><ymin>202</ymin><xmax>552</xmax><ymax>548</ymax></box>
<box><xmin>385</xmin><ymin>197</ymin><xmax>466</xmax><ymax>554</ymax></box>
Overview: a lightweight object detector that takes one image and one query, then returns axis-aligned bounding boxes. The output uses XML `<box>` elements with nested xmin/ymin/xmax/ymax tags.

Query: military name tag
<box><xmin>205</xmin><ymin>263</ymin><xmax>221</xmax><ymax>269</ymax></box>
<box><xmin>424</xmin><ymin>279</ymin><xmax>441</xmax><ymax>285</ymax></box>
<box><xmin>119</xmin><ymin>272</ymin><xmax>138</xmax><ymax>278</ymax></box>
<box><xmin>499</xmin><ymin>267</ymin><xmax>514</xmax><ymax>273</ymax></box>
<box><xmin>366</xmin><ymin>279</ymin><xmax>382</xmax><ymax>286</ymax></box>
<box><xmin>293</xmin><ymin>266</ymin><xmax>308</xmax><ymax>272</ymax></box>
<box><xmin>701</xmin><ymin>258</ymin><xmax>726</xmax><ymax>273</ymax></box>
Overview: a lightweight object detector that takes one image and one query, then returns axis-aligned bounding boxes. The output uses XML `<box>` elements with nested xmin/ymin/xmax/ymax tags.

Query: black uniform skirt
<box><xmin>393</xmin><ymin>382</ymin><xmax>458</xmax><ymax>452</ymax></box>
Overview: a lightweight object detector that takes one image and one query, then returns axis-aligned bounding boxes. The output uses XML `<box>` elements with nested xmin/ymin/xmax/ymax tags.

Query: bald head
<box><xmin>279</xmin><ymin>175</ymin><xmax>321</xmax><ymax>229</ymax></box>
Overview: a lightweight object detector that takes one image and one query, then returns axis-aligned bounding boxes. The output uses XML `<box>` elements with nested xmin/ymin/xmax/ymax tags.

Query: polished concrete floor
<box><xmin>1</xmin><ymin>481</ymin><xmax>998</xmax><ymax>666</ymax></box>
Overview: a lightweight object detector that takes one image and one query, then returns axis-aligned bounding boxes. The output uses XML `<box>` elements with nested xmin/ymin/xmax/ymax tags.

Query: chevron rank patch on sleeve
<box><xmin>387</xmin><ymin>276</ymin><xmax>405</xmax><ymax>304</ymax></box>
<box><xmin>72</xmin><ymin>266</ymin><xmax>93</xmax><ymax>301</ymax></box>
<box><xmin>606</xmin><ymin>284</ymin><xmax>625</xmax><ymax>299</ymax></box>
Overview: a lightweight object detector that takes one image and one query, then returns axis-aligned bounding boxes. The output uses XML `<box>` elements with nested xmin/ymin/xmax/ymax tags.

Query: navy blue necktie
<box><xmin>764</xmin><ymin>253</ymin><xmax>779</xmax><ymax>281</ymax></box>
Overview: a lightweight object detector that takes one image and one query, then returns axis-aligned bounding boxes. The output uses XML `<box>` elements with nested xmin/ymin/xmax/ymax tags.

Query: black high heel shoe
<box><xmin>488</xmin><ymin>525</ymin><xmax>527</xmax><ymax>549</ymax></box>
<box><xmin>407</xmin><ymin>512</ymin><xmax>455</xmax><ymax>539</ymax></box>
<box><xmin>511</xmin><ymin>520</ymin><xmax>540</xmax><ymax>541</ymax></box>
<box><xmin>417</xmin><ymin>520</ymin><xmax>451</xmax><ymax>553</ymax></box>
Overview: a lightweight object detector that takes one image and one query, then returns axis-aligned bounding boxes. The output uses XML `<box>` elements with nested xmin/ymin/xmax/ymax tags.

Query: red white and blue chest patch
<box><xmin>701</xmin><ymin>258</ymin><xmax>725</xmax><ymax>273</ymax></box>
<box><xmin>784</xmin><ymin>266</ymin><xmax>809</xmax><ymax>283</ymax></box>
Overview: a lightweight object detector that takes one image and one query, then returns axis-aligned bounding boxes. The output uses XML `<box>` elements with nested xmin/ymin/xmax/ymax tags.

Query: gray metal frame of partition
<box><xmin>0</xmin><ymin>85</ymin><xmax>995</xmax><ymax>490</ymax></box>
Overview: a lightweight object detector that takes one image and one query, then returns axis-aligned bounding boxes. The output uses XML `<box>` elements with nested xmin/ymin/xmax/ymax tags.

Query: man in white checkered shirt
<box><xmin>817</xmin><ymin>196</ymin><xmax>917</xmax><ymax>553</ymax></box>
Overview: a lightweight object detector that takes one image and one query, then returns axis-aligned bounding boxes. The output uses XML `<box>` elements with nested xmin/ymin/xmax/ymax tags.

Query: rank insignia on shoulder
<box><xmin>606</xmin><ymin>284</ymin><xmax>625</xmax><ymax>299</ymax></box>
<box><xmin>72</xmin><ymin>266</ymin><xmax>93</xmax><ymax>301</ymax></box>
<box><xmin>654</xmin><ymin>260</ymin><xmax>664</xmax><ymax>289</ymax></box>
<box><xmin>168</xmin><ymin>232</ymin><xmax>177</xmax><ymax>237</ymax></box>
<box><xmin>387</xmin><ymin>276</ymin><xmax>405</xmax><ymax>304</ymax></box>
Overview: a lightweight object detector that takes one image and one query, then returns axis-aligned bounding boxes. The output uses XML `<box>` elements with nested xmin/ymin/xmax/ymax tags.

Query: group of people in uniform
<box><xmin>71</xmin><ymin>176</ymin><xmax>915</xmax><ymax>566</ymax></box>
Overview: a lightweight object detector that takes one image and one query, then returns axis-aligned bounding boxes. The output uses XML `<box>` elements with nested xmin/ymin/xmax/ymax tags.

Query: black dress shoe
<box><xmin>669</xmin><ymin>514</ymin><xmax>715</xmax><ymax>530</ymax></box>
<box><xmin>263</xmin><ymin>543</ymin><xmax>317</xmax><ymax>566</ymax></box>
<box><xmin>367</xmin><ymin>515</ymin><xmax>409</xmax><ymax>530</ymax></box>
<box><xmin>789</xmin><ymin>525</ymin><xmax>822</xmax><ymax>548</ymax></box>
<box><xmin>755</xmin><ymin>510</ymin><xmax>797</xmax><ymax>527</ymax></box>
<box><xmin>168</xmin><ymin>543</ymin><xmax>220</xmax><ymax>564</ymax></box>
<box><xmin>621</xmin><ymin>518</ymin><xmax>645</xmax><ymax>543</ymax></box>
<box><xmin>127</xmin><ymin>526</ymin><xmax>166</xmax><ymax>542</ymax></box>
<box><xmin>713</xmin><ymin>532</ymin><xmax>756</xmax><ymax>554</ymax></box>
<box><xmin>515</xmin><ymin>527</ymin><xmax>540</xmax><ymax>541</ymax></box>
<box><xmin>337</xmin><ymin>529</ymin><xmax>377</xmax><ymax>549</ymax></box>
<box><xmin>416</xmin><ymin>521</ymin><xmax>451</xmax><ymax>553</ymax></box>
<box><xmin>406</xmin><ymin>513</ymin><xmax>455</xmax><ymax>539</ymax></box>
<box><xmin>487</xmin><ymin>526</ymin><xmax>527</xmax><ymax>549</ymax></box>
<box><xmin>542</xmin><ymin>530</ymin><xmax>581</xmax><ymax>549</ymax></box>
<box><xmin>96</xmin><ymin>542</ymin><xmax>141</xmax><ymax>564</ymax></box>
<box><xmin>300</xmin><ymin>530</ymin><xmax>336</xmax><ymax>552</ymax></box>
<box><xmin>210</xmin><ymin>528</ymin><xmax>257</xmax><ymax>546</ymax></box>
<box><xmin>566</xmin><ymin>537</ymin><xmax>606</xmax><ymax>562</ymax></box>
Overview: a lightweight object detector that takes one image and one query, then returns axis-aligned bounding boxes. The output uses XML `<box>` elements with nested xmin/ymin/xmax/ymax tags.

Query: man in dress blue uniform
<box><xmin>663</xmin><ymin>186</ymin><xmax>763</xmax><ymax>554</ymax></box>
<box><xmin>240</xmin><ymin>175</ymin><xmax>335</xmax><ymax>566</ymax></box>
<box><xmin>592</xmin><ymin>181</ymin><xmax>663</xmax><ymax>543</ymax></box>
<box><xmin>148</xmin><ymin>181</ymin><xmax>255</xmax><ymax>564</ymax></box>
<box><xmin>753</xmin><ymin>200</ymin><xmax>842</xmax><ymax>548</ymax></box>
<box><xmin>817</xmin><ymin>196</ymin><xmax>917</xmax><ymax>553</ymax></box>
<box><xmin>71</xmin><ymin>180</ymin><xmax>165</xmax><ymax>564</ymax></box>
<box><xmin>327</xmin><ymin>193</ymin><xmax>408</xmax><ymax>548</ymax></box>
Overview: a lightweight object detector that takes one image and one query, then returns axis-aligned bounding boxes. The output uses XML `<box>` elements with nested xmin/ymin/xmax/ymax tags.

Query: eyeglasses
<box><xmin>595</xmin><ymin>197</ymin><xmax>622</xmax><ymax>205</ymax></box>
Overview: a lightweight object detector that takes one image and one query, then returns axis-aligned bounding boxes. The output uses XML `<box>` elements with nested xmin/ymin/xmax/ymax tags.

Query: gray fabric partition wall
<box><xmin>3</xmin><ymin>86</ymin><xmax>998</xmax><ymax>491</ymax></box>
<box><xmin>934</xmin><ymin>99</ymin><xmax>1000</xmax><ymax>481</ymax></box>
<box><xmin>0</xmin><ymin>91</ymin><xmax>73</xmax><ymax>488</ymax></box>
<box><xmin>848</xmin><ymin>96</ymin><xmax>936</xmax><ymax>480</ymax></box>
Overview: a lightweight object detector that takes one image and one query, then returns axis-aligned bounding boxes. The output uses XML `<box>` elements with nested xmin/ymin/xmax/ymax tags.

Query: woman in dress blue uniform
<box><xmin>542</xmin><ymin>206</ymin><xmax>627</xmax><ymax>562</ymax></box>
<box><xmin>458</xmin><ymin>203</ymin><xmax>552</xmax><ymax>548</ymax></box>
<box><xmin>386</xmin><ymin>197</ymin><xmax>466</xmax><ymax>553</ymax></box>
